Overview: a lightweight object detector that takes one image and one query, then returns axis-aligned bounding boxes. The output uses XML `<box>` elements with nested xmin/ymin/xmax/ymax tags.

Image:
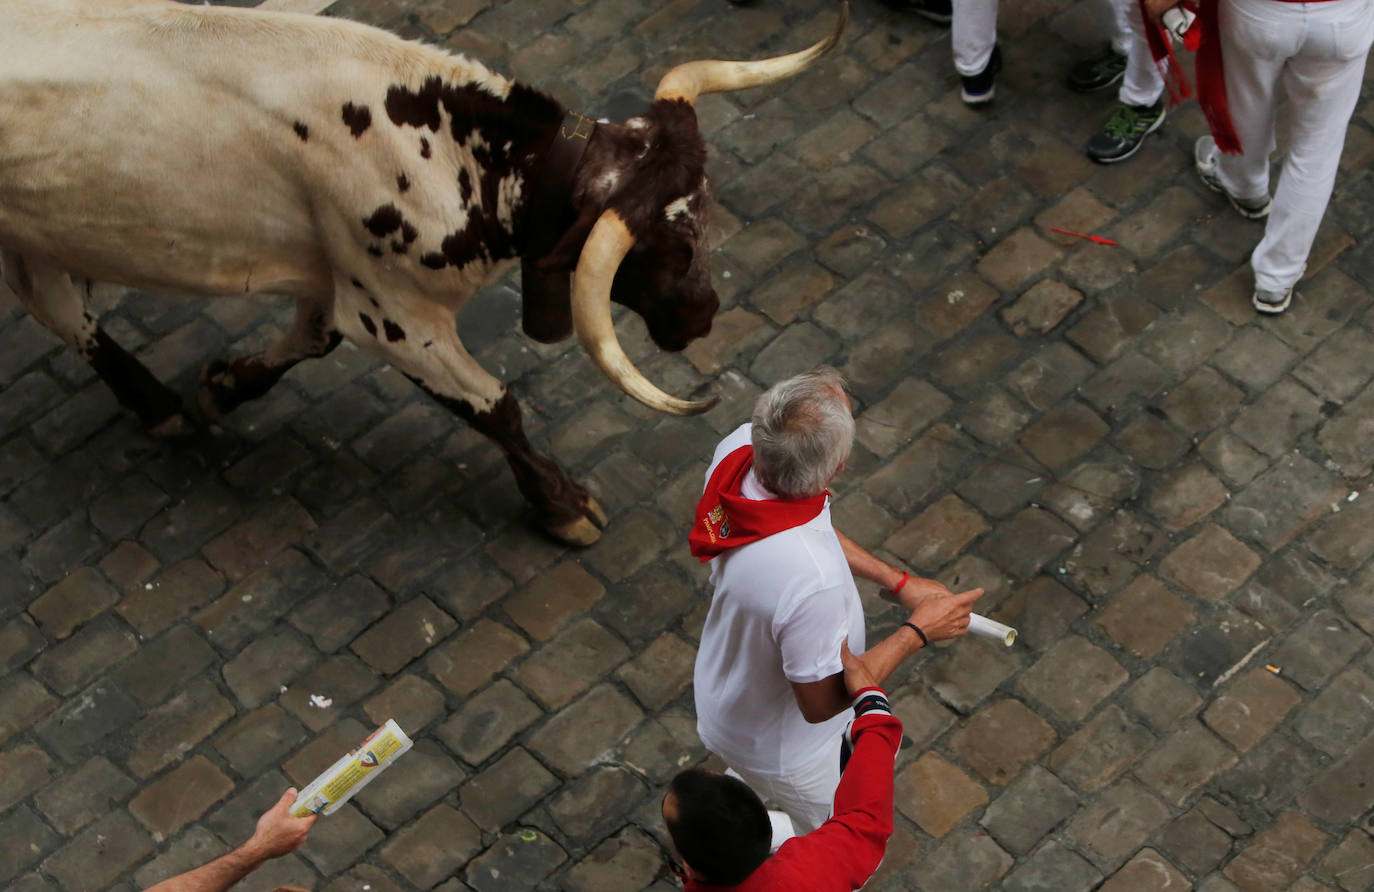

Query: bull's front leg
<box><xmin>422</xmin><ymin>386</ymin><xmax>607</xmax><ymax>546</ymax></box>
<box><xmin>334</xmin><ymin>284</ymin><xmax>605</xmax><ymax>546</ymax></box>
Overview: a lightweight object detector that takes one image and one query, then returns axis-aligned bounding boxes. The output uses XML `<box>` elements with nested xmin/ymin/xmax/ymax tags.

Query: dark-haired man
<box><xmin>664</xmin><ymin>642</ymin><xmax>899</xmax><ymax>890</ymax></box>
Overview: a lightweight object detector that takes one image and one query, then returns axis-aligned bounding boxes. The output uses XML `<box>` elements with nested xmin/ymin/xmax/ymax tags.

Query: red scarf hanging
<box><xmin>1140</xmin><ymin>0</ymin><xmax>1243</xmax><ymax>153</ymax></box>
<box><xmin>688</xmin><ymin>445</ymin><xmax>828</xmax><ymax>561</ymax></box>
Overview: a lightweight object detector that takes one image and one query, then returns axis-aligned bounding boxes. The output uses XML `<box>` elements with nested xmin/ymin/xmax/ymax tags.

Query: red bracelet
<box><xmin>892</xmin><ymin>572</ymin><xmax>909</xmax><ymax>595</ymax></box>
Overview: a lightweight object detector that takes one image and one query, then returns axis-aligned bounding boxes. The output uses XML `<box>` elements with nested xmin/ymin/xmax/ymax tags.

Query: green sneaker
<box><xmin>1086</xmin><ymin>100</ymin><xmax>1166</xmax><ymax>164</ymax></box>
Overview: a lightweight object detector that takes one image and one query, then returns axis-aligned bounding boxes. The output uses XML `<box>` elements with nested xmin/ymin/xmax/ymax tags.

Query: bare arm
<box><xmin>790</xmin><ymin>585</ymin><xmax>984</xmax><ymax>723</ymax></box>
<box><xmin>834</xmin><ymin>529</ymin><xmax>905</xmax><ymax>591</ymax></box>
<box><xmin>834</xmin><ymin>529</ymin><xmax>957</xmax><ymax>605</ymax></box>
<box><xmin>145</xmin><ymin>789</ymin><xmax>316</xmax><ymax>892</ymax></box>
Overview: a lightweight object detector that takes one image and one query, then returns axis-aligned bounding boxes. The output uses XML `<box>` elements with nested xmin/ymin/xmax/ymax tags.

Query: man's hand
<box><xmin>881</xmin><ymin>575</ymin><xmax>957</xmax><ymax>612</ymax></box>
<box><xmin>840</xmin><ymin>640</ymin><xmax>879</xmax><ymax>699</ymax></box>
<box><xmin>243</xmin><ymin>789</ymin><xmax>316</xmax><ymax>861</ymax></box>
<box><xmin>908</xmin><ymin>586</ymin><xmax>984</xmax><ymax>643</ymax></box>
<box><xmin>1143</xmin><ymin>0</ymin><xmax>1175</xmax><ymax>24</ymax></box>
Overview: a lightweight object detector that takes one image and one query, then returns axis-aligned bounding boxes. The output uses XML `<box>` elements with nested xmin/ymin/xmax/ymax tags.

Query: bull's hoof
<box><xmin>146</xmin><ymin>411</ymin><xmax>193</xmax><ymax>439</ymax></box>
<box><xmin>197</xmin><ymin>360</ymin><xmax>235</xmax><ymax>421</ymax></box>
<box><xmin>543</xmin><ymin>496</ymin><xmax>608</xmax><ymax>547</ymax></box>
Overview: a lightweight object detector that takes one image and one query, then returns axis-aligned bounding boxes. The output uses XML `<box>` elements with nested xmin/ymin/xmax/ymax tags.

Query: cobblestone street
<box><xmin>4</xmin><ymin>0</ymin><xmax>1374</xmax><ymax>889</ymax></box>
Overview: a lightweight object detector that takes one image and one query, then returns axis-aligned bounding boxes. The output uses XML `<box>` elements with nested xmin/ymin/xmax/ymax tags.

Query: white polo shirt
<box><xmin>693</xmin><ymin>424</ymin><xmax>865</xmax><ymax>778</ymax></box>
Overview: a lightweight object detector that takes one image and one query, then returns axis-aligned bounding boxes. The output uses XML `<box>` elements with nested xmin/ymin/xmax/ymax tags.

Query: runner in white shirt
<box><xmin>690</xmin><ymin>369</ymin><xmax>982</xmax><ymax>840</ymax></box>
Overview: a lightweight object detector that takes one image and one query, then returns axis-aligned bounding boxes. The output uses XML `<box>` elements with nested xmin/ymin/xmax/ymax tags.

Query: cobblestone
<box><xmin>459</xmin><ymin>747</ymin><xmax>558</xmax><ymax>831</ymax></box>
<box><xmin>1064</xmin><ymin>778</ymin><xmax>1171</xmax><ymax>869</ymax></box>
<box><xmin>128</xmin><ymin>755</ymin><xmax>234</xmax><ymax>839</ymax></box>
<box><xmin>1223</xmin><ymin>811</ymin><xmax>1329</xmax><ymax>892</ymax></box>
<box><xmin>896</xmin><ymin>751</ymin><xmax>988</xmax><ymax>838</ymax></box>
<box><xmin>950</xmin><ymin>698</ymin><xmax>1056</xmax><ymax>786</ymax></box>
<box><xmin>1018</xmin><ymin>636</ymin><xmax>1128</xmax><ymax>722</ymax></box>
<box><xmin>980</xmin><ymin>765</ymin><xmax>1077</xmax><ymax>854</ymax></box>
<box><xmin>1099</xmin><ymin>849</ymin><xmax>1189</xmax><ymax>892</ymax></box>
<box><xmin>1158</xmin><ymin>806</ymin><xmax>1234</xmax><ymax>876</ymax></box>
<box><xmin>379</xmin><ymin>804</ymin><xmax>483</xmax><ymax>888</ymax></box>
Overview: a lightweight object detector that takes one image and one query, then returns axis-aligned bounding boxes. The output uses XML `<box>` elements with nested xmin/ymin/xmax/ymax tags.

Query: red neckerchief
<box><xmin>688</xmin><ymin>446</ymin><xmax>827</xmax><ymax>561</ymax></box>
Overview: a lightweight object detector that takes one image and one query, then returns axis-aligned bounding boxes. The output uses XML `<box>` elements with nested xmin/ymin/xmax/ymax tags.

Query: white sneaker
<box><xmin>1194</xmin><ymin>136</ymin><xmax>1271</xmax><ymax>220</ymax></box>
<box><xmin>1253</xmin><ymin>286</ymin><xmax>1293</xmax><ymax>314</ymax></box>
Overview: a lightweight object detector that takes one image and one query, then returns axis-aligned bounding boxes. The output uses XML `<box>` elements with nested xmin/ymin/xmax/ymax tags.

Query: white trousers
<box><xmin>952</xmin><ymin>0</ymin><xmax>997</xmax><ymax>76</ymax></box>
<box><xmin>954</xmin><ymin>0</ymin><xmax>1164</xmax><ymax>106</ymax></box>
<box><xmin>1103</xmin><ymin>0</ymin><xmax>1165</xmax><ymax>105</ymax></box>
<box><xmin>721</xmin><ymin>732</ymin><xmax>843</xmax><ymax>838</ymax></box>
<box><xmin>1211</xmin><ymin>0</ymin><xmax>1374</xmax><ymax>292</ymax></box>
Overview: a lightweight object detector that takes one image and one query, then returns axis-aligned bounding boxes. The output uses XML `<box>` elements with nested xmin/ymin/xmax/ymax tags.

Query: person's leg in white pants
<box><xmin>1210</xmin><ymin>0</ymin><xmax>1289</xmax><ymax>206</ymax></box>
<box><xmin>723</xmin><ymin>735</ymin><xmax>843</xmax><ymax>841</ymax></box>
<box><xmin>1241</xmin><ymin>0</ymin><xmax>1374</xmax><ymax>292</ymax></box>
<box><xmin>1113</xmin><ymin>0</ymin><xmax>1163</xmax><ymax>107</ymax></box>
<box><xmin>952</xmin><ymin>0</ymin><xmax>997</xmax><ymax>76</ymax></box>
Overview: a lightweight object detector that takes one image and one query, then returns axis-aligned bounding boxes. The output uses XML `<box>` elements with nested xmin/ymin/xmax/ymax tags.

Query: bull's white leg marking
<box><xmin>333</xmin><ymin>277</ymin><xmax>502</xmax><ymax>413</ymax></box>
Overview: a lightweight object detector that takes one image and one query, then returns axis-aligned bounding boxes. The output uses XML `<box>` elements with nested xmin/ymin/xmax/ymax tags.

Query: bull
<box><xmin>0</xmin><ymin>0</ymin><xmax>846</xmax><ymax>545</ymax></box>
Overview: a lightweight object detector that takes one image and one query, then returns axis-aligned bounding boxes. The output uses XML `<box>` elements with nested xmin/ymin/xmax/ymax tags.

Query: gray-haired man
<box><xmin>689</xmin><ymin>368</ymin><xmax>981</xmax><ymax>840</ymax></box>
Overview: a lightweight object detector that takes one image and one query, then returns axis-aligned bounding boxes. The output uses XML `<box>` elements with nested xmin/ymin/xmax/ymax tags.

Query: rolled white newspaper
<box><xmin>291</xmin><ymin>719</ymin><xmax>413</xmax><ymax>817</ymax></box>
<box><xmin>969</xmin><ymin>613</ymin><xmax>1017</xmax><ymax>647</ymax></box>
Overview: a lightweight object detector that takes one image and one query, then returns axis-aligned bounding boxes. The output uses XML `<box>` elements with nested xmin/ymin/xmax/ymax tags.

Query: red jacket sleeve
<box><xmin>755</xmin><ymin>711</ymin><xmax>902</xmax><ymax>890</ymax></box>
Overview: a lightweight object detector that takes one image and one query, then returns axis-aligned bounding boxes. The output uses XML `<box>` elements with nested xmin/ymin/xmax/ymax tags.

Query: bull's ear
<box><xmin>536</xmin><ymin>206</ymin><xmax>600</xmax><ymax>273</ymax></box>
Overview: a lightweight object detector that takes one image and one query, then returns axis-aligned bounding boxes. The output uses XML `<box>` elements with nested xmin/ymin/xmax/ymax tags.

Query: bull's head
<box><xmin>556</xmin><ymin>6</ymin><xmax>849</xmax><ymax>416</ymax></box>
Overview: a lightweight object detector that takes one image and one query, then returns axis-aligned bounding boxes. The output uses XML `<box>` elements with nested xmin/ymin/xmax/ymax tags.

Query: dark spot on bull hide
<box><xmin>423</xmin><ymin>340</ymin><xmax>433</xmax><ymax>348</ymax></box>
<box><xmin>358</xmin><ymin>313</ymin><xmax>378</xmax><ymax>336</ymax></box>
<box><xmin>401</xmin><ymin>222</ymin><xmax>418</xmax><ymax>244</ymax></box>
<box><xmin>363</xmin><ymin>204</ymin><xmax>404</xmax><ymax>238</ymax></box>
<box><xmin>382</xmin><ymin>320</ymin><xmax>406</xmax><ymax>342</ymax></box>
<box><xmin>367</xmin><ymin>245</ymin><xmax>384</xmax><ymax>257</ymax></box>
<box><xmin>420</xmin><ymin>252</ymin><xmax>447</xmax><ymax>270</ymax></box>
<box><xmin>386</xmin><ymin>79</ymin><xmax>444</xmax><ymax>132</ymax></box>
<box><xmin>384</xmin><ymin>77</ymin><xmax>555</xmax><ymax>151</ymax></box>
<box><xmin>458</xmin><ymin>168</ymin><xmax>473</xmax><ymax>204</ymax></box>
<box><xmin>350</xmin><ymin>277</ymin><xmax>364</xmax><ymax>289</ymax></box>
<box><xmin>342</xmin><ymin>103</ymin><xmax>372</xmax><ymax>138</ymax></box>
<box><xmin>397</xmin><ymin>173</ymin><xmax>410</xmax><ymax>192</ymax></box>
<box><xmin>391</xmin><ymin>241</ymin><xmax>408</xmax><ymax>254</ymax></box>
<box><xmin>369</xmin><ymin>297</ymin><xmax>379</xmax><ymax>307</ymax></box>
<box><xmin>293</xmin><ymin>121</ymin><xmax>309</xmax><ymax>141</ymax></box>
<box><xmin>420</xmin><ymin>137</ymin><xmax>432</xmax><ymax>159</ymax></box>
<box><xmin>442</xmin><ymin>223</ymin><xmax>491</xmax><ymax>268</ymax></box>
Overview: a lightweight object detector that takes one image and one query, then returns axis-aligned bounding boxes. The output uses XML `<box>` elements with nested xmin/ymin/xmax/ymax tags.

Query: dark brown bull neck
<box><xmin>519</xmin><ymin>109</ymin><xmax>597</xmax><ymax>343</ymax></box>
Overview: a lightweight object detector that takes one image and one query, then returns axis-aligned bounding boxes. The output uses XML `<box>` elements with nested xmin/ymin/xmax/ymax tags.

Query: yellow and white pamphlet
<box><xmin>291</xmin><ymin>719</ymin><xmax>413</xmax><ymax>817</ymax></box>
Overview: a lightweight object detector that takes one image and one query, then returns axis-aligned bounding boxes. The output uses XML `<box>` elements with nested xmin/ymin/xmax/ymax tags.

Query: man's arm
<box><xmin>145</xmin><ymin>789</ymin><xmax>316</xmax><ymax>892</ymax></box>
<box><xmin>768</xmin><ymin>644</ymin><xmax>904</xmax><ymax>890</ymax></box>
<box><xmin>835</xmin><ymin>529</ymin><xmax>963</xmax><ymax>607</ymax></box>
<box><xmin>834</xmin><ymin>529</ymin><xmax>905</xmax><ymax>590</ymax></box>
<box><xmin>790</xmin><ymin>584</ymin><xmax>982</xmax><ymax>723</ymax></box>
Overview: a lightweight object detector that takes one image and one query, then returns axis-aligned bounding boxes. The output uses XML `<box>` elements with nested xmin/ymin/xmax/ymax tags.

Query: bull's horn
<box><xmin>653</xmin><ymin>2</ymin><xmax>849</xmax><ymax>104</ymax></box>
<box><xmin>571</xmin><ymin>210</ymin><xmax>716</xmax><ymax>416</ymax></box>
